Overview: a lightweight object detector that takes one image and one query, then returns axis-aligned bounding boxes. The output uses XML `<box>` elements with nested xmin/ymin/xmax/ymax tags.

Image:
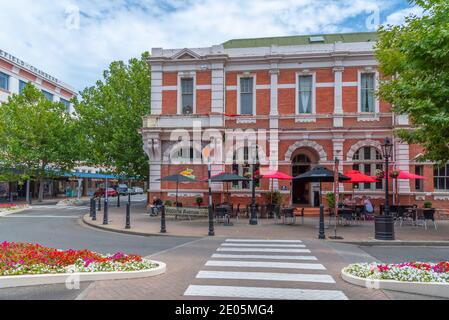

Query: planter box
<box><xmin>341</xmin><ymin>269</ymin><xmax>449</xmax><ymax>299</ymax></box>
<box><xmin>0</xmin><ymin>259</ymin><xmax>166</xmax><ymax>289</ymax></box>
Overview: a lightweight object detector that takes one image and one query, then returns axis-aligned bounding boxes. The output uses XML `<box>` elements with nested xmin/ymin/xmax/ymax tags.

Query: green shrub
<box><xmin>326</xmin><ymin>192</ymin><xmax>336</xmax><ymax>209</ymax></box>
<box><xmin>164</xmin><ymin>200</ymin><xmax>173</xmax><ymax>207</ymax></box>
<box><xmin>262</xmin><ymin>191</ymin><xmax>283</xmax><ymax>205</ymax></box>
<box><xmin>424</xmin><ymin>201</ymin><xmax>432</xmax><ymax>209</ymax></box>
<box><xmin>195</xmin><ymin>197</ymin><xmax>204</xmax><ymax>207</ymax></box>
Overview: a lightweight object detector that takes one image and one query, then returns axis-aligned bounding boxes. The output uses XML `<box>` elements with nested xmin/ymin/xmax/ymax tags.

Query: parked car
<box><xmin>131</xmin><ymin>187</ymin><xmax>144</xmax><ymax>194</ymax></box>
<box><xmin>117</xmin><ymin>184</ymin><xmax>129</xmax><ymax>195</ymax></box>
<box><xmin>94</xmin><ymin>188</ymin><xmax>118</xmax><ymax>198</ymax></box>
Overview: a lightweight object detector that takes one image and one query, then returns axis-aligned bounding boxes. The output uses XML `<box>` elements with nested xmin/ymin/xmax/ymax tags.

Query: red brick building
<box><xmin>141</xmin><ymin>32</ymin><xmax>446</xmax><ymax>210</ymax></box>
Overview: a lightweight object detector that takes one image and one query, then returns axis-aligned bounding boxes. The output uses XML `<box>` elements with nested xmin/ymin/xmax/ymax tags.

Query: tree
<box><xmin>74</xmin><ymin>52</ymin><xmax>151</xmax><ymax>179</ymax></box>
<box><xmin>375</xmin><ymin>0</ymin><xmax>449</xmax><ymax>163</ymax></box>
<box><xmin>0</xmin><ymin>84</ymin><xmax>80</xmax><ymax>201</ymax></box>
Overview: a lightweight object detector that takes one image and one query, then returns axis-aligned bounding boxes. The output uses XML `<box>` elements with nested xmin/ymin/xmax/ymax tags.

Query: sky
<box><xmin>0</xmin><ymin>0</ymin><xmax>423</xmax><ymax>92</ymax></box>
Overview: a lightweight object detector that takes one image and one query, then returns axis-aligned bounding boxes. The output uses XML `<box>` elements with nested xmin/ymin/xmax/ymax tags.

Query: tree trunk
<box><xmin>25</xmin><ymin>179</ymin><xmax>30</xmax><ymax>203</ymax></box>
<box><xmin>38</xmin><ymin>177</ymin><xmax>44</xmax><ymax>202</ymax></box>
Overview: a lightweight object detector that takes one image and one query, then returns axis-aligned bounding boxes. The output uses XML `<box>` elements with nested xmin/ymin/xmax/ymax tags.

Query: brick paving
<box><xmin>85</xmin><ymin>205</ymin><xmax>449</xmax><ymax>242</ymax></box>
<box><xmin>76</xmin><ymin>236</ymin><xmax>423</xmax><ymax>300</ymax></box>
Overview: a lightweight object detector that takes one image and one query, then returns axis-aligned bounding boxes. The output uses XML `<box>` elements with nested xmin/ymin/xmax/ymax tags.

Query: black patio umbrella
<box><xmin>293</xmin><ymin>166</ymin><xmax>350</xmax><ymax>206</ymax></box>
<box><xmin>202</xmin><ymin>172</ymin><xmax>250</xmax><ymax>203</ymax></box>
<box><xmin>157</xmin><ymin>174</ymin><xmax>196</xmax><ymax>206</ymax></box>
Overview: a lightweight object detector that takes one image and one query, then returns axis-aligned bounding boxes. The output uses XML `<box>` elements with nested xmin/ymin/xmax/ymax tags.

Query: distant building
<box><xmin>0</xmin><ymin>49</ymin><xmax>77</xmax><ymax>111</ymax></box>
<box><xmin>0</xmin><ymin>49</ymin><xmax>112</xmax><ymax>200</ymax></box>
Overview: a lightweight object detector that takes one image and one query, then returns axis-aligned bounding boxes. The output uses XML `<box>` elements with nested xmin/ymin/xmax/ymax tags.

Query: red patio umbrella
<box><xmin>394</xmin><ymin>170</ymin><xmax>425</xmax><ymax>205</ymax></box>
<box><xmin>260</xmin><ymin>170</ymin><xmax>293</xmax><ymax>206</ymax></box>
<box><xmin>343</xmin><ymin>170</ymin><xmax>379</xmax><ymax>202</ymax></box>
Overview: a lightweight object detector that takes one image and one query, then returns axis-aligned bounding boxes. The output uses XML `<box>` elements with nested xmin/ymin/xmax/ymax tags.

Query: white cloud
<box><xmin>384</xmin><ymin>6</ymin><xmax>424</xmax><ymax>26</ymax></box>
<box><xmin>0</xmin><ymin>0</ymin><xmax>409</xmax><ymax>91</ymax></box>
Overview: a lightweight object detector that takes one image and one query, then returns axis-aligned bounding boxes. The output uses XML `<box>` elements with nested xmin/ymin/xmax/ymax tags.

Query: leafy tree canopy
<box><xmin>376</xmin><ymin>0</ymin><xmax>449</xmax><ymax>164</ymax></box>
<box><xmin>74</xmin><ymin>52</ymin><xmax>151</xmax><ymax>179</ymax></box>
<box><xmin>0</xmin><ymin>84</ymin><xmax>80</xmax><ymax>200</ymax></box>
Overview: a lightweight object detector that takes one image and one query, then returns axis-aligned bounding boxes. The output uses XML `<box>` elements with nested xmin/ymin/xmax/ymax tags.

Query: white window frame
<box><xmin>0</xmin><ymin>71</ymin><xmax>10</xmax><ymax>91</ymax></box>
<box><xmin>295</xmin><ymin>71</ymin><xmax>316</xmax><ymax>116</ymax></box>
<box><xmin>177</xmin><ymin>72</ymin><xmax>196</xmax><ymax>115</ymax></box>
<box><xmin>237</xmin><ymin>73</ymin><xmax>256</xmax><ymax>116</ymax></box>
<box><xmin>357</xmin><ymin>69</ymin><xmax>379</xmax><ymax>114</ymax></box>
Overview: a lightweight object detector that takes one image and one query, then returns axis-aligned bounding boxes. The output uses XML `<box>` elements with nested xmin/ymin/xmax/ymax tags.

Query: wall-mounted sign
<box><xmin>168</xmin><ymin>193</ymin><xmax>203</xmax><ymax>198</ymax></box>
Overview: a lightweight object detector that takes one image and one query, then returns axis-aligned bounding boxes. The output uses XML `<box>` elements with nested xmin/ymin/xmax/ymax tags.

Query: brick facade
<box><xmin>142</xmin><ymin>33</ymin><xmax>448</xmax><ymax>210</ymax></box>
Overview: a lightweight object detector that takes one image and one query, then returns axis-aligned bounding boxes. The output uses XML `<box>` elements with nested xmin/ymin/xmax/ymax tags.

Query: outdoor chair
<box><xmin>417</xmin><ymin>209</ymin><xmax>437</xmax><ymax>230</ymax></box>
<box><xmin>282</xmin><ymin>208</ymin><xmax>296</xmax><ymax>225</ymax></box>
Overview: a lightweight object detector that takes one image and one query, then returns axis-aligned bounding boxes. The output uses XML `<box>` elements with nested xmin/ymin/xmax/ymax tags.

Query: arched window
<box><xmin>352</xmin><ymin>146</ymin><xmax>383</xmax><ymax>191</ymax></box>
<box><xmin>292</xmin><ymin>154</ymin><xmax>311</xmax><ymax>165</ymax></box>
<box><xmin>232</xmin><ymin>145</ymin><xmax>260</xmax><ymax>190</ymax></box>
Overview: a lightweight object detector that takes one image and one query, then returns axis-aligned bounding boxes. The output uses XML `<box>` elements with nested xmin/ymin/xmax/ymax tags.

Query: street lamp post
<box><xmin>207</xmin><ymin>162</ymin><xmax>215</xmax><ymax>236</ymax></box>
<box><xmin>249</xmin><ymin>145</ymin><xmax>258</xmax><ymax>226</ymax></box>
<box><xmin>375</xmin><ymin>137</ymin><xmax>395</xmax><ymax>240</ymax></box>
<box><xmin>103</xmin><ymin>178</ymin><xmax>109</xmax><ymax>225</ymax></box>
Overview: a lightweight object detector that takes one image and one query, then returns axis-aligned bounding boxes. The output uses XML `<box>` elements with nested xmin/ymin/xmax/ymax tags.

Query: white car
<box><xmin>130</xmin><ymin>187</ymin><xmax>144</xmax><ymax>194</ymax></box>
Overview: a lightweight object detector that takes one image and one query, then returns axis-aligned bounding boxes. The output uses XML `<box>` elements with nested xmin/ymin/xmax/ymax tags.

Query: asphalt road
<box><xmin>0</xmin><ymin>196</ymin><xmax>199</xmax><ymax>300</ymax></box>
<box><xmin>359</xmin><ymin>245</ymin><xmax>449</xmax><ymax>263</ymax></box>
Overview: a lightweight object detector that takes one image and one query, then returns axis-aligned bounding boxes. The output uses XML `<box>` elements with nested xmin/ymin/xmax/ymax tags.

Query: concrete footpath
<box><xmin>83</xmin><ymin>205</ymin><xmax>449</xmax><ymax>244</ymax></box>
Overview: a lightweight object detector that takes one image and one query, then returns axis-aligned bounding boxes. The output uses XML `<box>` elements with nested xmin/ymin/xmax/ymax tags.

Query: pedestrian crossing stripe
<box><xmin>217</xmin><ymin>247</ymin><xmax>311</xmax><ymax>253</ymax></box>
<box><xmin>226</xmin><ymin>239</ymin><xmax>303</xmax><ymax>243</ymax></box>
<box><xmin>196</xmin><ymin>271</ymin><xmax>336</xmax><ymax>283</ymax></box>
<box><xmin>205</xmin><ymin>260</ymin><xmax>326</xmax><ymax>270</ymax></box>
<box><xmin>211</xmin><ymin>254</ymin><xmax>318</xmax><ymax>261</ymax></box>
<box><xmin>221</xmin><ymin>243</ymin><xmax>306</xmax><ymax>248</ymax></box>
<box><xmin>184</xmin><ymin>285</ymin><xmax>348</xmax><ymax>300</ymax></box>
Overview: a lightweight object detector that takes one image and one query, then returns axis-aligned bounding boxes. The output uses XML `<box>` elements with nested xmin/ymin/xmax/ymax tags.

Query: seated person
<box><xmin>149</xmin><ymin>196</ymin><xmax>163</xmax><ymax>216</ymax></box>
<box><xmin>363</xmin><ymin>196</ymin><xmax>374</xmax><ymax>214</ymax></box>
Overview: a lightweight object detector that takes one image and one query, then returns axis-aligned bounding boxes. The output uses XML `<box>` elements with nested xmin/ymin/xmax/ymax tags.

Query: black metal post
<box><xmin>208</xmin><ymin>163</ymin><xmax>215</xmax><ymax>236</ymax></box>
<box><xmin>98</xmin><ymin>197</ymin><xmax>101</xmax><ymax>211</ymax></box>
<box><xmin>249</xmin><ymin>164</ymin><xmax>258</xmax><ymax>225</ymax></box>
<box><xmin>9</xmin><ymin>192</ymin><xmax>13</xmax><ymax>203</ymax></box>
<box><xmin>103</xmin><ymin>198</ymin><xmax>108</xmax><ymax>225</ymax></box>
<box><xmin>375</xmin><ymin>137</ymin><xmax>395</xmax><ymax>240</ymax></box>
<box><xmin>117</xmin><ymin>193</ymin><xmax>121</xmax><ymax>208</ymax></box>
<box><xmin>318</xmin><ymin>181</ymin><xmax>326</xmax><ymax>239</ymax></box>
<box><xmin>92</xmin><ymin>199</ymin><xmax>96</xmax><ymax>221</ymax></box>
<box><xmin>160</xmin><ymin>205</ymin><xmax>166</xmax><ymax>233</ymax></box>
<box><xmin>29</xmin><ymin>192</ymin><xmax>32</xmax><ymax>205</ymax></box>
<box><xmin>89</xmin><ymin>198</ymin><xmax>94</xmax><ymax>217</ymax></box>
<box><xmin>125</xmin><ymin>202</ymin><xmax>131</xmax><ymax>229</ymax></box>
<box><xmin>385</xmin><ymin>156</ymin><xmax>390</xmax><ymax>216</ymax></box>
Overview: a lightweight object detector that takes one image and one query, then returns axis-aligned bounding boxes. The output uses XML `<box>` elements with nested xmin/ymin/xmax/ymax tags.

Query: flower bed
<box><xmin>343</xmin><ymin>262</ymin><xmax>449</xmax><ymax>283</ymax></box>
<box><xmin>0</xmin><ymin>204</ymin><xmax>18</xmax><ymax>210</ymax></box>
<box><xmin>0</xmin><ymin>242</ymin><xmax>157</xmax><ymax>276</ymax></box>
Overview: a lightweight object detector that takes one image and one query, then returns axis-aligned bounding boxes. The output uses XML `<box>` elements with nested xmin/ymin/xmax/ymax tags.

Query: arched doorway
<box><xmin>291</xmin><ymin>149</ymin><xmax>319</xmax><ymax>207</ymax></box>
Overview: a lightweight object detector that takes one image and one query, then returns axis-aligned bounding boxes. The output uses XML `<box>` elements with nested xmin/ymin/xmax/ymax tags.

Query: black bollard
<box><xmin>92</xmin><ymin>199</ymin><xmax>97</xmax><ymax>221</ymax></box>
<box><xmin>9</xmin><ymin>192</ymin><xmax>13</xmax><ymax>203</ymax></box>
<box><xmin>103</xmin><ymin>198</ymin><xmax>108</xmax><ymax>225</ymax></box>
<box><xmin>125</xmin><ymin>202</ymin><xmax>131</xmax><ymax>229</ymax></box>
<box><xmin>98</xmin><ymin>197</ymin><xmax>101</xmax><ymax>211</ymax></box>
<box><xmin>29</xmin><ymin>192</ymin><xmax>32</xmax><ymax>205</ymax></box>
<box><xmin>89</xmin><ymin>198</ymin><xmax>94</xmax><ymax>217</ymax></box>
<box><xmin>318</xmin><ymin>205</ymin><xmax>326</xmax><ymax>240</ymax></box>
<box><xmin>117</xmin><ymin>193</ymin><xmax>120</xmax><ymax>208</ymax></box>
<box><xmin>160</xmin><ymin>205</ymin><xmax>166</xmax><ymax>233</ymax></box>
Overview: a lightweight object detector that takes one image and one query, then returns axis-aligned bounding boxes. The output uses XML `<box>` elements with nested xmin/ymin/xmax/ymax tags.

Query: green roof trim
<box><xmin>222</xmin><ymin>32</ymin><xmax>378</xmax><ymax>49</ymax></box>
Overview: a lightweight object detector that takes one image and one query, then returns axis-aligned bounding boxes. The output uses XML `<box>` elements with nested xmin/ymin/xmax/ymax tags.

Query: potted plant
<box><xmin>164</xmin><ymin>200</ymin><xmax>173</xmax><ymax>207</ymax></box>
<box><xmin>390</xmin><ymin>170</ymin><xmax>400</xmax><ymax>179</ymax></box>
<box><xmin>424</xmin><ymin>201</ymin><xmax>432</xmax><ymax>209</ymax></box>
<box><xmin>375</xmin><ymin>169</ymin><xmax>385</xmax><ymax>179</ymax></box>
<box><xmin>195</xmin><ymin>197</ymin><xmax>204</xmax><ymax>207</ymax></box>
<box><xmin>326</xmin><ymin>192</ymin><xmax>336</xmax><ymax>214</ymax></box>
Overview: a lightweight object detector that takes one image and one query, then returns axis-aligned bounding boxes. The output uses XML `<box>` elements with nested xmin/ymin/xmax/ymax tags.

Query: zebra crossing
<box><xmin>184</xmin><ymin>238</ymin><xmax>348</xmax><ymax>300</ymax></box>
